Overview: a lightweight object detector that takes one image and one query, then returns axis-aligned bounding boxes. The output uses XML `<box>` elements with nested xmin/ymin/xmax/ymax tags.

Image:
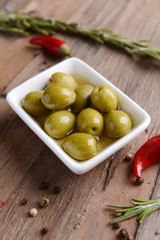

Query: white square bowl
<box><xmin>6</xmin><ymin>57</ymin><xmax>151</xmax><ymax>174</ymax></box>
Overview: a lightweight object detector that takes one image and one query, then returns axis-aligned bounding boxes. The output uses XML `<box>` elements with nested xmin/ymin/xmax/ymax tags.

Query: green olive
<box><xmin>63</xmin><ymin>133</ymin><xmax>98</xmax><ymax>160</ymax></box>
<box><xmin>22</xmin><ymin>91</ymin><xmax>50</xmax><ymax>116</ymax></box>
<box><xmin>44</xmin><ymin>110</ymin><xmax>76</xmax><ymax>139</ymax></box>
<box><xmin>42</xmin><ymin>83</ymin><xmax>76</xmax><ymax>110</ymax></box>
<box><xmin>47</xmin><ymin>72</ymin><xmax>76</xmax><ymax>89</ymax></box>
<box><xmin>76</xmin><ymin>108</ymin><xmax>104</xmax><ymax>136</ymax></box>
<box><xmin>91</xmin><ymin>85</ymin><xmax>118</xmax><ymax>113</ymax></box>
<box><xmin>72</xmin><ymin>84</ymin><xmax>94</xmax><ymax>113</ymax></box>
<box><xmin>104</xmin><ymin>110</ymin><xmax>132</xmax><ymax>138</ymax></box>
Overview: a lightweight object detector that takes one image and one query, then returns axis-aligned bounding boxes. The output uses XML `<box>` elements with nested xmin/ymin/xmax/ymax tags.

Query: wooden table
<box><xmin>0</xmin><ymin>0</ymin><xmax>160</xmax><ymax>239</ymax></box>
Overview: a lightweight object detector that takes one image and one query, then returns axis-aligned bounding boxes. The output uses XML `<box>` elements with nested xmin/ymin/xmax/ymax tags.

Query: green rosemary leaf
<box><xmin>132</xmin><ymin>198</ymin><xmax>160</xmax><ymax>205</ymax></box>
<box><xmin>138</xmin><ymin>204</ymin><xmax>160</xmax><ymax>223</ymax></box>
<box><xmin>1</xmin><ymin>12</ymin><xmax>160</xmax><ymax>64</ymax></box>
<box><xmin>0</xmin><ymin>26</ymin><xmax>29</xmax><ymax>35</ymax></box>
<box><xmin>156</xmin><ymin>229</ymin><xmax>160</xmax><ymax>235</ymax></box>
<box><xmin>110</xmin><ymin>208</ymin><xmax>143</xmax><ymax>224</ymax></box>
<box><xmin>109</xmin><ymin>197</ymin><xmax>160</xmax><ymax>224</ymax></box>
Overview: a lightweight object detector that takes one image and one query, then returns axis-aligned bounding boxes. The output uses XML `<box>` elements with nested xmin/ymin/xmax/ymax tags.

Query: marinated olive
<box><xmin>42</xmin><ymin>83</ymin><xmax>76</xmax><ymax>110</ymax></box>
<box><xmin>22</xmin><ymin>91</ymin><xmax>50</xmax><ymax>116</ymax></box>
<box><xmin>76</xmin><ymin>108</ymin><xmax>104</xmax><ymax>136</ymax></box>
<box><xmin>91</xmin><ymin>85</ymin><xmax>118</xmax><ymax>113</ymax></box>
<box><xmin>104</xmin><ymin>110</ymin><xmax>132</xmax><ymax>138</ymax></box>
<box><xmin>72</xmin><ymin>84</ymin><xmax>94</xmax><ymax>113</ymax></box>
<box><xmin>63</xmin><ymin>133</ymin><xmax>98</xmax><ymax>160</ymax></box>
<box><xmin>47</xmin><ymin>72</ymin><xmax>76</xmax><ymax>89</ymax></box>
<box><xmin>44</xmin><ymin>110</ymin><xmax>76</xmax><ymax>139</ymax></box>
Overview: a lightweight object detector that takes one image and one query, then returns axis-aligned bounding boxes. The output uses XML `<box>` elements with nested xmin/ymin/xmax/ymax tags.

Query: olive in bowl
<box><xmin>42</xmin><ymin>83</ymin><xmax>76</xmax><ymax>110</ymax></box>
<box><xmin>22</xmin><ymin>91</ymin><xmax>50</xmax><ymax>116</ymax></box>
<box><xmin>91</xmin><ymin>85</ymin><xmax>118</xmax><ymax>113</ymax></box>
<box><xmin>63</xmin><ymin>133</ymin><xmax>98</xmax><ymax>161</ymax></box>
<box><xmin>104</xmin><ymin>110</ymin><xmax>132</xmax><ymax>138</ymax></box>
<box><xmin>47</xmin><ymin>72</ymin><xmax>77</xmax><ymax>89</ymax></box>
<box><xmin>72</xmin><ymin>84</ymin><xmax>94</xmax><ymax>113</ymax></box>
<box><xmin>76</xmin><ymin>108</ymin><xmax>104</xmax><ymax>136</ymax></box>
<box><xmin>44</xmin><ymin>110</ymin><xmax>76</xmax><ymax>139</ymax></box>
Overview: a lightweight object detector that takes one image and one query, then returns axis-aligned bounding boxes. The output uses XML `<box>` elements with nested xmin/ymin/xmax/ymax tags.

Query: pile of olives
<box><xmin>22</xmin><ymin>72</ymin><xmax>132</xmax><ymax>161</ymax></box>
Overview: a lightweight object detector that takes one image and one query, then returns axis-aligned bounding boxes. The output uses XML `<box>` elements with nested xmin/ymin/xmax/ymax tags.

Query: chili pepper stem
<box><xmin>60</xmin><ymin>44</ymin><xmax>72</xmax><ymax>57</ymax></box>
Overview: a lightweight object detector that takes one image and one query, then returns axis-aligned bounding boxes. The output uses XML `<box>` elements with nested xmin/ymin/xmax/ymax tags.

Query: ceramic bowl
<box><xmin>6</xmin><ymin>57</ymin><xmax>151</xmax><ymax>174</ymax></box>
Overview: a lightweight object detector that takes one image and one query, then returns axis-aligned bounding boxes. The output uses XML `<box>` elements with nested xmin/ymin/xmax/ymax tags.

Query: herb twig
<box><xmin>107</xmin><ymin>196</ymin><xmax>160</xmax><ymax>224</ymax></box>
<box><xmin>1</xmin><ymin>12</ymin><xmax>160</xmax><ymax>63</ymax></box>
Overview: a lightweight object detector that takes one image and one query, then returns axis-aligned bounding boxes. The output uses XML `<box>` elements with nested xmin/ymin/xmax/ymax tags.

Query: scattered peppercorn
<box><xmin>112</xmin><ymin>222</ymin><xmax>121</xmax><ymax>229</ymax></box>
<box><xmin>40</xmin><ymin>197</ymin><xmax>50</xmax><ymax>207</ymax></box>
<box><xmin>0</xmin><ymin>200</ymin><xmax>5</xmax><ymax>207</ymax></box>
<box><xmin>21</xmin><ymin>198</ymin><xmax>28</xmax><ymax>206</ymax></box>
<box><xmin>124</xmin><ymin>153</ymin><xmax>132</xmax><ymax>162</ymax></box>
<box><xmin>30</xmin><ymin>208</ymin><xmax>38</xmax><ymax>217</ymax></box>
<box><xmin>53</xmin><ymin>186</ymin><xmax>61</xmax><ymax>194</ymax></box>
<box><xmin>126</xmin><ymin>236</ymin><xmax>134</xmax><ymax>240</ymax></box>
<box><xmin>1</xmin><ymin>92</ymin><xmax>6</xmax><ymax>98</ymax></box>
<box><xmin>41</xmin><ymin>227</ymin><xmax>50</xmax><ymax>234</ymax></box>
<box><xmin>156</xmin><ymin>229</ymin><xmax>160</xmax><ymax>235</ymax></box>
<box><xmin>39</xmin><ymin>181</ymin><xmax>50</xmax><ymax>190</ymax></box>
<box><xmin>144</xmin><ymin>129</ymin><xmax>148</xmax><ymax>134</ymax></box>
<box><xmin>135</xmin><ymin>177</ymin><xmax>144</xmax><ymax>184</ymax></box>
<box><xmin>118</xmin><ymin>228</ymin><xmax>129</xmax><ymax>239</ymax></box>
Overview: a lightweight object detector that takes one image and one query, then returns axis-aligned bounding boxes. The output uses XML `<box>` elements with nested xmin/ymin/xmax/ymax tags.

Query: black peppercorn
<box><xmin>53</xmin><ymin>186</ymin><xmax>61</xmax><ymax>193</ymax></box>
<box><xmin>124</xmin><ymin>154</ymin><xmax>132</xmax><ymax>162</ymax></box>
<box><xmin>39</xmin><ymin>181</ymin><xmax>50</xmax><ymax>190</ymax></box>
<box><xmin>118</xmin><ymin>228</ymin><xmax>129</xmax><ymax>238</ymax></box>
<box><xmin>21</xmin><ymin>198</ymin><xmax>28</xmax><ymax>206</ymax></box>
<box><xmin>112</xmin><ymin>222</ymin><xmax>121</xmax><ymax>229</ymax></box>
<box><xmin>41</xmin><ymin>227</ymin><xmax>49</xmax><ymax>234</ymax></box>
<box><xmin>135</xmin><ymin>177</ymin><xmax>144</xmax><ymax>184</ymax></box>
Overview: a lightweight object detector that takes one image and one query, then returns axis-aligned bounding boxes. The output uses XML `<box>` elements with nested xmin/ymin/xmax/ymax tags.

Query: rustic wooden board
<box><xmin>1</xmin><ymin>0</ymin><xmax>160</xmax><ymax>239</ymax></box>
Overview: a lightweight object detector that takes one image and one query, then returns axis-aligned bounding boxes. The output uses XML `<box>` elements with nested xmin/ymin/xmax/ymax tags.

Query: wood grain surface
<box><xmin>0</xmin><ymin>0</ymin><xmax>160</xmax><ymax>239</ymax></box>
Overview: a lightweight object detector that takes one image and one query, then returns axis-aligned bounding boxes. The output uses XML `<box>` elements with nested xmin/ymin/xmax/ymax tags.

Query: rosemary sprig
<box><xmin>108</xmin><ymin>196</ymin><xmax>160</xmax><ymax>224</ymax></box>
<box><xmin>1</xmin><ymin>12</ymin><xmax>160</xmax><ymax>63</ymax></box>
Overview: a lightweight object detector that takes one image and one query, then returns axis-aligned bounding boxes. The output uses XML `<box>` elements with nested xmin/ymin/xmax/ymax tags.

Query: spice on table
<box><xmin>123</xmin><ymin>154</ymin><xmax>132</xmax><ymax>162</ymax></box>
<box><xmin>108</xmin><ymin>196</ymin><xmax>160</xmax><ymax>224</ymax></box>
<box><xmin>21</xmin><ymin>198</ymin><xmax>28</xmax><ymax>205</ymax></box>
<box><xmin>41</xmin><ymin>227</ymin><xmax>50</xmax><ymax>234</ymax></box>
<box><xmin>39</xmin><ymin>181</ymin><xmax>50</xmax><ymax>190</ymax></box>
<box><xmin>30</xmin><ymin>208</ymin><xmax>38</xmax><ymax>217</ymax></box>
<box><xmin>30</xmin><ymin>36</ymin><xmax>71</xmax><ymax>57</ymax></box>
<box><xmin>0</xmin><ymin>200</ymin><xmax>5</xmax><ymax>207</ymax></box>
<box><xmin>112</xmin><ymin>222</ymin><xmax>121</xmax><ymax>229</ymax></box>
<box><xmin>40</xmin><ymin>197</ymin><xmax>50</xmax><ymax>207</ymax></box>
<box><xmin>156</xmin><ymin>229</ymin><xmax>160</xmax><ymax>235</ymax></box>
<box><xmin>53</xmin><ymin>186</ymin><xmax>61</xmax><ymax>194</ymax></box>
<box><xmin>132</xmin><ymin>135</ymin><xmax>160</xmax><ymax>179</ymax></box>
<box><xmin>118</xmin><ymin>228</ymin><xmax>129</xmax><ymax>239</ymax></box>
<box><xmin>135</xmin><ymin>177</ymin><xmax>144</xmax><ymax>184</ymax></box>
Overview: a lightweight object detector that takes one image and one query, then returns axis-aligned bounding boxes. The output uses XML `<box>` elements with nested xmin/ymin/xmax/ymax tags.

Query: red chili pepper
<box><xmin>132</xmin><ymin>135</ymin><xmax>160</xmax><ymax>179</ymax></box>
<box><xmin>29</xmin><ymin>36</ymin><xmax>71</xmax><ymax>57</ymax></box>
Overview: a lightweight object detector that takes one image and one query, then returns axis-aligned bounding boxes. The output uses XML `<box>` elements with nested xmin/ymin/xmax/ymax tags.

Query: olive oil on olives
<box><xmin>47</xmin><ymin>72</ymin><xmax>76</xmax><ymax>89</ymax></box>
<box><xmin>72</xmin><ymin>84</ymin><xmax>94</xmax><ymax>113</ymax></box>
<box><xmin>22</xmin><ymin>72</ymin><xmax>133</xmax><ymax>162</ymax></box>
<box><xmin>44</xmin><ymin>110</ymin><xmax>76</xmax><ymax>139</ymax></box>
<box><xmin>42</xmin><ymin>83</ymin><xmax>76</xmax><ymax>110</ymax></box>
<box><xmin>22</xmin><ymin>91</ymin><xmax>50</xmax><ymax>116</ymax></box>
<box><xmin>76</xmin><ymin>108</ymin><xmax>104</xmax><ymax>136</ymax></box>
<box><xmin>63</xmin><ymin>133</ymin><xmax>98</xmax><ymax>161</ymax></box>
<box><xmin>104</xmin><ymin>110</ymin><xmax>132</xmax><ymax>138</ymax></box>
<box><xmin>91</xmin><ymin>85</ymin><xmax>118</xmax><ymax>113</ymax></box>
